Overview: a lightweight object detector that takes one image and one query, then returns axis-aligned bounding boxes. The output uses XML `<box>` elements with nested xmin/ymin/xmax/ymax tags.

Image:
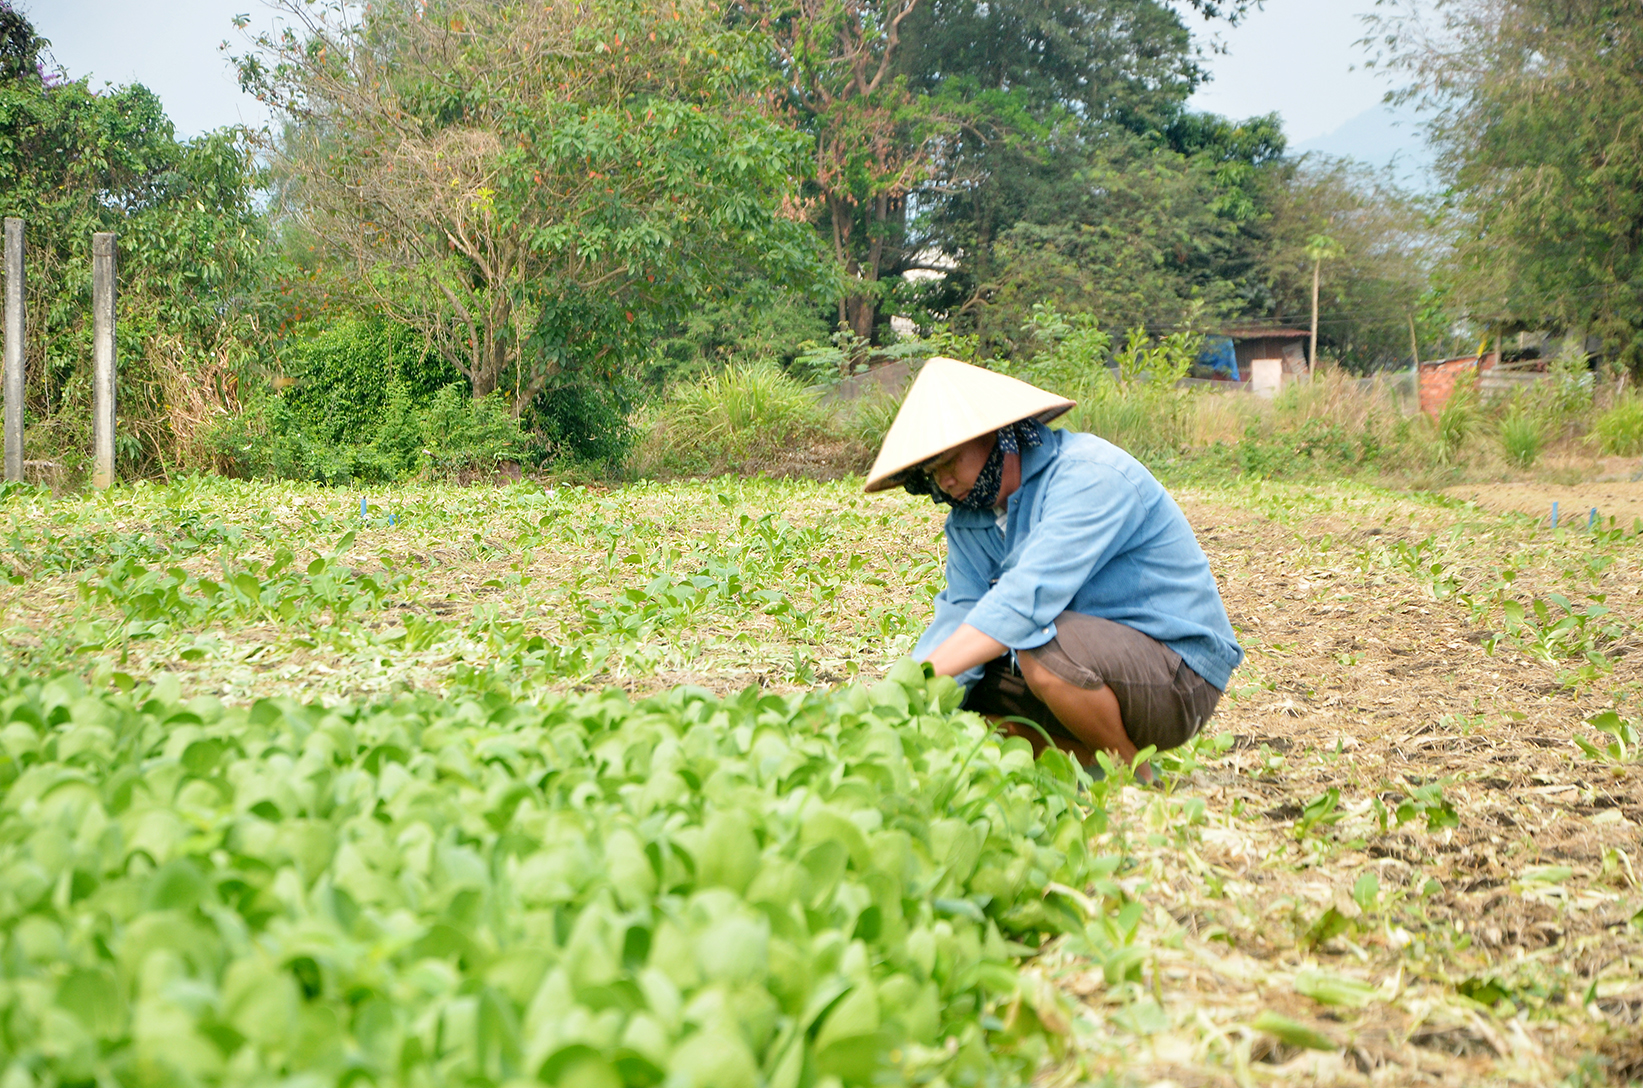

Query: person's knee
<box><xmin>1015</xmin><ymin>651</ymin><xmax>1058</xmax><ymax>696</ymax></box>
<box><xmin>1018</xmin><ymin>650</ymin><xmax>1101</xmax><ymax>702</ymax></box>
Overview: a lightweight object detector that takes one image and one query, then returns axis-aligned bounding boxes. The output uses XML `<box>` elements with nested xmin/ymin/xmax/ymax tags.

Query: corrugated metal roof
<box><xmin>1217</xmin><ymin>327</ymin><xmax>1310</xmax><ymax>339</ymax></box>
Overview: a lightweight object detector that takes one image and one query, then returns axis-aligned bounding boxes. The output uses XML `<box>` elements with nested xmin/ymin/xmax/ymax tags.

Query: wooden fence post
<box><xmin>92</xmin><ymin>232</ymin><xmax>117</xmax><ymax>490</ymax></box>
<box><xmin>3</xmin><ymin>218</ymin><xmax>22</xmax><ymax>482</ymax></box>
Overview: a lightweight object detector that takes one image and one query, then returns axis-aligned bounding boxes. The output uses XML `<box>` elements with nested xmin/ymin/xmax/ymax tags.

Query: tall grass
<box><xmin>1591</xmin><ymin>393</ymin><xmax>1643</xmax><ymax>456</ymax></box>
<box><xmin>837</xmin><ymin>385</ymin><xmax>902</xmax><ymax>458</ymax></box>
<box><xmin>1193</xmin><ymin>369</ymin><xmax>1417</xmax><ymax>478</ymax></box>
<box><xmin>1497</xmin><ymin>404</ymin><xmax>1545</xmax><ymax>467</ymax></box>
<box><xmin>1434</xmin><ymin>372</ymin><xmax>1478</xmax><ymax>465</ymax></box>
<box><xmin>1058</xmin><ymin>324</ymin><xmax>1202</xmax><ymax>458</ymax></box>
<box><xmin>628</xmin><ymin>344</ymin><xmax>1626</xmax><ymax>486</ymax></box>
<box><xmin>1074</xmin><ymin>395</ymin><xmax>1186</xmax><ymax>456</ymax></box>
<box><xmin>627</xmin><ymin>364</ymin><xmax>835</xmax><ymax>478</ymax></box>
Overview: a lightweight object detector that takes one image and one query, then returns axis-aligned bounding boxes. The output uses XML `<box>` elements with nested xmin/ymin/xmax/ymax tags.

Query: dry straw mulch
<box><xmin>1055</xmin><ymin>485</ymin><xmax>1643</xmax><ymax>1085</ymax></box>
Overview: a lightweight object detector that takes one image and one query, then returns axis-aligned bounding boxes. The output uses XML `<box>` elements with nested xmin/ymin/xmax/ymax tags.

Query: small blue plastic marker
<box><xmin>1590</xmin><ymin>507</ymin><xmax>1598</xmax><ymax>530</ymax></box>
<box><xmin>390</xmin><ymin>513</ymin><xmax>397</xmax><ymax>528</ymax></box>
<box><xmin>361</xmin><ymin>497</ymin><xmax>368</xmax><ymax>519</ymax></box>
<box><xmin>1551</xmin><ymin>501</ymin><xmax>1559</xmax><ymax>528</ymax></box>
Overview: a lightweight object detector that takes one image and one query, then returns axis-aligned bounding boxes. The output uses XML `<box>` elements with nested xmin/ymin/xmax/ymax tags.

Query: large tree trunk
<box><xmin>831</xmin><ymin>190</ymin><xmax>903</xmax><ymax>343</ymax></box>
<box><xmin>845</xmin><ymin>293</ymin><xmax>876</xmax><ymax>340</ymax></box>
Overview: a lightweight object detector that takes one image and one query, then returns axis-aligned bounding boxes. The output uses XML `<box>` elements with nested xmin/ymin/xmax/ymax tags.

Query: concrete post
<box><xmin>3</xmin><ymin>218</ymin><xmax>22</xmax><ymax>482</ymax></box>
<box><xmin>92</xmin><ymin>232</ymin><xmax>117</xmax><ymax>490</ymax></box>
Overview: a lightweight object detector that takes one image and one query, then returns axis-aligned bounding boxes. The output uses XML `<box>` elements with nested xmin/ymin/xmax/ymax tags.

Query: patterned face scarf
<box><xmin>903</xmin><ymin>420</ymin><xmax>1044</xmax><ymax>509</ymax></box>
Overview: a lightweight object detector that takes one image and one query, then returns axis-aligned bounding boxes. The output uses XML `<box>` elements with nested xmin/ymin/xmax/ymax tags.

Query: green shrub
<box><xmin>652</xmin><ymin>289</ymin><xmax>831</xmax><ymax>383</ymax></box>
<box><xmin>1008</xmin><ymin>304</ymin><xmax>1115</xmax><ymax>398</ymax></box>
<box><xmin>527</xmin><ymin>374</ymin><xmax>636</xmax><ymax>466</ymax></box>
<box><xmin>1057</xmin><ymin>322</ymin><xmax>1201</xmax><ymax>459</ymax></box>
<box><xmin>630</xmin><ymin>364</ymin><xmax>832</xmax><ymax>477</ymax></box>
<box><xmin>223</xmin><ymin>320</ymin><xmax>538</xmax><ymax>483</ymax></box>
<box><xmin>222</xmin><ymin>378</ymin><xmax>531</xmax><ymax>485</ymax></box>
<box><xmin>1540</xmin><ymin>341</ymin><xmax>1595</xmax><ymax>431</ymax></box>
<box><xmin>1497</xmin><ymin>404</ymin><xmax>1544</xmax><ymax>467</ymax></box>
<box><xmin>1228</xmin><ymin>417</ymin><xmax>1382</xmax><ymax>479</ymax></box>
<box><xmin>1592</xmin><ymin>393</ymin><xmax>1643</xmax><ymax>455</ymax></box>
<box><xmin>789</xmin><ymin>329</ymin><xmax>941</xmax><ymax>389</ymax></box>
<box><xmin>276</xmin><ymin>318</ymin><xmax>460</xmax><ymax>447</ymax></box>
<box><xmin>417</xmin><ymin>385</ymin><xmax>531</xmax><ymax>477</ymax></box>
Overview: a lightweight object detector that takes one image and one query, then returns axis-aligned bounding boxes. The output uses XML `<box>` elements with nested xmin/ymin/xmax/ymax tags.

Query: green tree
<box><xmin>1371</xmin><ymin>0</ymin><xmax>1643</xmax><ymax>367</ymax></box>
<box><xmin>238</xmin><ymin>0</ymin><xmax>826</xmax><ymax>413</ymax></box>
<box><xmin>1257</xmin><ymin>157</ymin><xmax>1435</xmax><ymax>371</ymax></box>
<box><xmin>0</xmin><ymin>0</ymin><xmax>44</xmax><ymax>82</ymax></box>
<box><xmin>0</xmin><ymin>4</ymin><xmax>269</xmax><ymax>474</ymax></box>
<box><xmin>968</xmin><ymin>139</ymin><xmax>1245</xmax><ymax>356</ymax></box>
<box><xmin>745</xmin><ymin>0</ymin><xmax>1250</xmax><ymax>346</ymax></box>
<box><xmin>746</xmin><ymin>0</ymin><xmax>946</xmax><ymax>342</ymax></box>
<box><xmin>1305</xmin><ymin>233</ymin><xmax>1342</xmax><ymax>374</ymax></box>
<box><xmin>885</xmin><ymin>1</ymin><xmax>1277</xmax><ymax>347</ymax></box>
<box><xmin>903</xmin><ymin>0</ymin><xmax>1210</xmax><ymax>259</ymax></box>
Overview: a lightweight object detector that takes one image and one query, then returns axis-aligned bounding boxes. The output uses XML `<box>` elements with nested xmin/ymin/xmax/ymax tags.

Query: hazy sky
<box><xmin>1183</xmin><ymin>0</ymin><xmax>1395</xmax><ymax>143</ymax></box>
<box><xmin>27</xmin><ymin>0</ymin><xmax>274</xmax><ymax>137</ymax></box>
<box><xmin>28</xmin><ymin>0</ymin><xmax>1419</xmax><ymax>160</ymax></box>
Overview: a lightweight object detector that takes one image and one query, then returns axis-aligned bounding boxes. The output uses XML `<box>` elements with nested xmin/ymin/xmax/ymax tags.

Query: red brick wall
<box><xmin>1419</xmin><ymin>353</ymin><xmax>1499</xmax><ymax>416</ymax></box>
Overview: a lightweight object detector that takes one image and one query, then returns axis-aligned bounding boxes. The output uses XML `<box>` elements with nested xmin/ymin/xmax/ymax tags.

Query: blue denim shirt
<box><xmin>913</xmin><ymin>423</ymin><xmax>1244</xmax><ymax>690</ymax></box>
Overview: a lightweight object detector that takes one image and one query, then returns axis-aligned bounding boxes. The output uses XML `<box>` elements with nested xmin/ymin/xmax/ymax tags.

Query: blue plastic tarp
<box><xmin>1196</xmin><ymin>336</ymin><xmax>1239</xmax><ymax>381</ymax></box>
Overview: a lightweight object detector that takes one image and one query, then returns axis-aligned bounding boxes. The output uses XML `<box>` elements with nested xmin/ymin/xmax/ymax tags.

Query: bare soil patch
<box><xmin>1446</xmin><ymin>478</ymin><xmax>1643</xmax><ymax>527</ymax></box>
<box><xmin>1094</xmin><ymin>484</ymin><xmax>1643</xmax><ymax>1085</ymax></box>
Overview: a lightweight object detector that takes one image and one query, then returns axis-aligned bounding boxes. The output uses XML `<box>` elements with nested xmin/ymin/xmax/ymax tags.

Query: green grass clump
<box><xmin>1434</xmin><ymin>373</ymin><xmax>1478</xmax><ymax>465</ymax></box>
<box><xmin>629</xmin><ymin>364</ymin><xmax>834</xmax><ymax>477</ymax></box>
<box><xmin>0</xmin><ymin>663</ymin><xmax>1094</xmax><ymax>1087</ymax></box>
<box><xmin>1496</xmin><ymin>405</ymin><xmax>1544</xmax><ymax>467</ymax></box>
<box><xmin>1591</xmin><ymin>393</ymin><xmax>1643</xmax><ymax>456</ymax></box>
<box><xmin>1072</xmin><ymin>391</ymin><xmax>1189</xmax><ymax>458</ymax></box>
<box><xmin>837</xmin><ymin>385</ymin><xmax>902</xmax><ymax>458</ymax></box>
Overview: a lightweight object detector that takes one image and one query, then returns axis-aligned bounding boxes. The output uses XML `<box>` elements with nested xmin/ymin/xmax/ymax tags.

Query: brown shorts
<box><xmin>961</xmin><ymin>612</ymin><xmax>1221</xmax><ymax>753</ymax></box>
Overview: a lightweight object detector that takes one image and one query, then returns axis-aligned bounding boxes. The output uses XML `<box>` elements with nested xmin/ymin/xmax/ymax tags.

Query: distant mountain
<box><xmin>1293</xmin><ymin>103</ymin><xmax>1438</xmax><ymax>190</ymax></box>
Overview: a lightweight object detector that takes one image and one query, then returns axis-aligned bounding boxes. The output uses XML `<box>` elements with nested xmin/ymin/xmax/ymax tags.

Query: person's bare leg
<box><xmin>1016</xmin><ymin>654</ymin><xmax>1151</xmax><ymax>780</ymax></box>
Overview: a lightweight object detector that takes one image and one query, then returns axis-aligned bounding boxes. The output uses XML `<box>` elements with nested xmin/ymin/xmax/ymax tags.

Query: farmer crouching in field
<box><xmin>866</xmin><ymin>358</ymin><xmax>1243</xmax><ymax>780</ymax></box>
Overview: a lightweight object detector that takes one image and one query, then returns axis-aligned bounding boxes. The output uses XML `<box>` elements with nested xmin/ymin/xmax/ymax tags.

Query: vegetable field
<box><xmin>2</xmin><ymin>476</ymin><xmax>1641</xmax><ymax>1086</ymax></box>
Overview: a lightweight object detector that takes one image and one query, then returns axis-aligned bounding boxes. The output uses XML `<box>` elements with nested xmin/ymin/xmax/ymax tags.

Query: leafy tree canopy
<box><xmin>0</xmin><ymin>6</ymin><xmax>268</xmax><ymax>473</ymax></box>
<box><xmin>743</xmin><ymin>0</ymin><xmax>1251</xmax><ymax>345</ymax></box>
<box><xmin>1371</xmin><ymin>0</ymin><xmax>1643</xmax><ymax>367</ymax></box>
<box><xmin>0</xmin><ymin>0</ymin><xmax>45</xmax><ymax>84</ymax></box>
<box><xmin>238</xmin><ymin>0</ymin><xmax>830</xmax><ymax>416</ymax></box>
<box><xmin>881</xmin><ymin>0</ymin><xmax>1297</xmax><ymax>349</ymax></box>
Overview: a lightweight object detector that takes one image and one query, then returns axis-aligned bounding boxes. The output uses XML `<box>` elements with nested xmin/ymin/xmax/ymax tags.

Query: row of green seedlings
<box><xmin>0</xmin><ymin>662</ymin><xmax>1104</xmax><ymax>1087</ymax></box>
<box><xmin>2</xmin><ymin>510</ymin><xmax>248</xmax><ymax>583</ymax></box>
<box><xmin>50</xmin><ymin>509</ymin><xmax>942</xmax><ymax>688</ymax></box>
<box><xmin>0</xmin><ymin>483</ymin><xmax>585</xmax><ymax>586</ymax></box>
<box><xmin>1267</xmin><ymin>779</ymin><xmax>1588</xmax><ymax>1019</ymax></box>
<box><xmin>443</xmin><ymin>513</ymin><xmax>940</xmax><ymax>685</ymax></box>
<box><xmin>1362</xmin><ymin>533</ymin><xmax>1636</xmax><ymax>693</ymax></box>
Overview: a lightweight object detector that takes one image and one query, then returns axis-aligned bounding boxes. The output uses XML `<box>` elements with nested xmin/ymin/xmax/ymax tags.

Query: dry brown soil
<box><xmin>1447</xmin><ymin>478</ymin><xmax>1643</xmax><ymax>528</ymax></box>
<box><xmin>1065</xmin><ymin>486</ymin><xmax>1643</xmax><ymax>1086</ymax></box>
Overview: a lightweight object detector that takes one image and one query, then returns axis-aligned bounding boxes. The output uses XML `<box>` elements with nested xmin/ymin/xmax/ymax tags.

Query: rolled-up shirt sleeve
<box><xmin>962</xmin><ymin>462</ymin><xmax>1146</xmax><ymax>648</ymax></box>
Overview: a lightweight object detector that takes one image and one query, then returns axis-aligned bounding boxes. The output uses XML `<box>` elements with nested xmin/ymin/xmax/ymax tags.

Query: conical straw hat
<box><xmin>864</xmin><ymin>358</ymin><xmax>1075</xmax><ymax>493</ymax></box>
